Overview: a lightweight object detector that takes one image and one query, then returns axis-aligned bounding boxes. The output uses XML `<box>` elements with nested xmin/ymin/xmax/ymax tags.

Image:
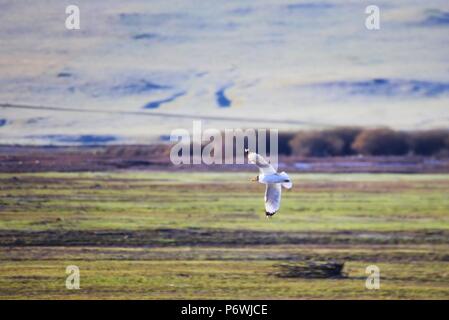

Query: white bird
<box><xmin>246</xmin><ymin>149</ymin><xmax>292</xmax><ymax>217</ymax></box>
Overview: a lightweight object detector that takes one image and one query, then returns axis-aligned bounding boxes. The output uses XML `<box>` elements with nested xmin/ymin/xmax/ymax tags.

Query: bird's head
<box><xmin>250</xmin><ymin>175</ymin><xmax>259</xmax><ymax>182</ymax></box>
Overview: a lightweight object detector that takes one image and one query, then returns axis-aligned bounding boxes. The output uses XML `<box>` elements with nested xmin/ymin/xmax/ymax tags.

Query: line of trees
<box><xmin>285</xmin><ymin>128</ymin><xmax>449</xmax><ymax>157</ymax></box>
<box><xmin>104</xmin><ymin>128</ymin><xmax>449</xmax><ymax>158</ymax></box>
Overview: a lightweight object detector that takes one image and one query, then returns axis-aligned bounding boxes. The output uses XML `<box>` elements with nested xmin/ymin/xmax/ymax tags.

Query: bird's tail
<box><xmin>280</xmin><ymin>171</ymin><xmax>292</xmax><ymax>189</ymax></box>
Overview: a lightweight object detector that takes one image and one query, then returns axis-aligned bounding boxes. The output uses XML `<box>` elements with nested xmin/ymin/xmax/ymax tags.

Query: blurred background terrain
<box><xmin>1</xmin><ymin>0</ymin><xmax>449</xmax><ymax>145</ymax></box>
<box><xmin>1</xmin><ymin>0</ymin><xmax>449</xmax><ymax>299</ymax></box>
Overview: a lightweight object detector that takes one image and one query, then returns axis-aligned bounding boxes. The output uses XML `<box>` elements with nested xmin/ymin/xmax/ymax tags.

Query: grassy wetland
<box><xmin>0</xmin><ymin>172</ymin><xmax>448</xmax><ymax>299</ymax></box>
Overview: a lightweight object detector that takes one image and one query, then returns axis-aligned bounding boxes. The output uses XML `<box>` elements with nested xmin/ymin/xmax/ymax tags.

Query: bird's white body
<box><xmin>259</xmin><ymin>172</ymin><xmax>291</xmax><ymax>185</ymax></box>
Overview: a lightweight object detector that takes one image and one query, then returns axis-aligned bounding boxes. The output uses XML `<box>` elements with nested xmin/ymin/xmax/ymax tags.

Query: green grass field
<box><xmin>0</xmin><ymin>172</ymin><xmax>448</xmax><ymax>299</ymax></box>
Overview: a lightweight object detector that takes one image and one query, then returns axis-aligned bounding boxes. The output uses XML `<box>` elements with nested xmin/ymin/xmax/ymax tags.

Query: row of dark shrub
<box><xmin>106</xmin><ymin>128</ymin><xmax>449</xmax><ymax>158</ymax></box>
<box><xmin>283</xmin><ymin>128</ymin><xmax>449</xmax><ymax>157</ymax></box>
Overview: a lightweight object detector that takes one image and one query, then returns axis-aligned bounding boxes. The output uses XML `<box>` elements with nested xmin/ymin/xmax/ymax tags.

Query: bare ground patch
<box><xmin>1</xmin><ymin>228</ymin><xmax>448</xmax><ymax>247</ymax></box>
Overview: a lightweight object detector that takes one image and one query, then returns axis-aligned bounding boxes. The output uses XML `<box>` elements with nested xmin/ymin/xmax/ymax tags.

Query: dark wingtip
<box><xmin>265</xmin><ymin>211</ymin><xmax>277</xmax><ymax>217</ymax></box>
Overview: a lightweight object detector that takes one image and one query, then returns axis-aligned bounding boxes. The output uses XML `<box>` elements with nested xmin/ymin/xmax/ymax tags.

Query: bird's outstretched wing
<box><xmin>247</xmin><ymin>151</ymin><xmax>277</xmax><ymax>175</ymax></box>
<box><xmin>265</xmin><ymin>184</ymin><xmax>282</xmax><ymax>216</ymax></box>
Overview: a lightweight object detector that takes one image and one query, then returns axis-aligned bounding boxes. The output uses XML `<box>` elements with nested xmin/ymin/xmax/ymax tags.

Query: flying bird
<box><xmin>246</xmin><ymin>149</ymin><xmax>292</xmax><ymax>217</ymax></box>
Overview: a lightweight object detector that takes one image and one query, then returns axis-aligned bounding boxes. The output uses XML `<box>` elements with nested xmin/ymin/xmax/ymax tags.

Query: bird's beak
<box><xmin>250</xmin><ymin>176</ymin><xmax>258</xmax><ymax>182</ymax></box>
